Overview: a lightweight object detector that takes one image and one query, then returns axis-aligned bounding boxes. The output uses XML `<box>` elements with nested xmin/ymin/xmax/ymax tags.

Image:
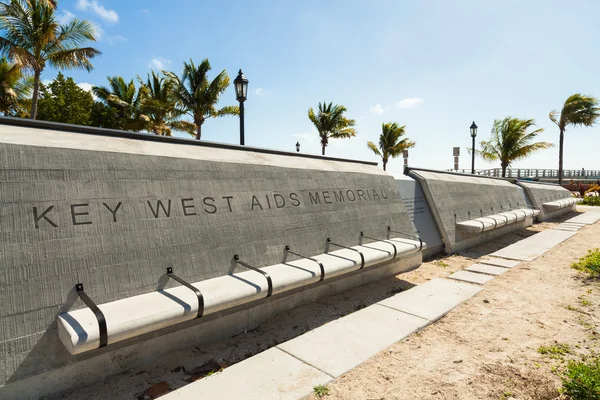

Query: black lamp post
<box><xmin>234</xmin><ymin>69</ymin><xmax>249</xmax><ymax>145</ymax></box>
<box><xmin>470</xmin><ymin>121</ymin><xmax>478</xmax><ymax>174</ymax></box>
<box><xmin>295</xmin><ymin>142</ymin><xmax>300</xmax><ymax>152</ymax></box>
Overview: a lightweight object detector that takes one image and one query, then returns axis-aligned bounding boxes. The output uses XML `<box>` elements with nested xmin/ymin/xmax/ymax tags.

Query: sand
<box><xmin>61</xmin><ymin>210</ymin><xmax>600</xmax><ymax>399</ymax></box>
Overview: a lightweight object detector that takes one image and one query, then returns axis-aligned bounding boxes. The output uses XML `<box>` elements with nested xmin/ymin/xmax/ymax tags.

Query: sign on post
<box><xmin>453</xmin><ymin>147</ymin><xmax>460</xmax><ymax>170</ymax></box>
<box><xmin>403</xmin><ymin>150</ymin><xmax>409</xmax><ymax>166</ymax></box>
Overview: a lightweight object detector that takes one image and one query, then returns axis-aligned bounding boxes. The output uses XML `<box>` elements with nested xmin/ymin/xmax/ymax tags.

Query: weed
<box><xmin>205</xmin><ymin>369</ymin><xmax>216</xmax><ymax>377</ymax></box>
<box><xmin>314</xmin><ymin>385</ymin><xmax>330</xmax><ymax>398</ymax></box>
<box><xmin>581</xmin><ymin>196</ymin><xmax>600</xmax><ymax>206</ymax></box>
<box><xmin>565</xmin><ymin>304</ymin><xmax>585</xmax><ymax>313</ymax></box>
<box><xmin>581</xmin><ymin>298</ymin><xmax>592</xmax><ymax>307</ymax></box>
<box><xmin>561</xmin><ymin>357</ymin><xmax>600</xmax><ymax>399</ymax></box>
<box><xmin>499</xmin><ymin>391</ymin><xmax>514</xmax><ymax>400</ymax></box>
<box><xmin>433</xmin><ymin>260</ymin><xmax>449</xmax><ymax>268</ymax></box>
<box><xmin>572</xmin><ymin>249</ymin><xmax>600</xmax><ymax>276</ymax></box>
<box><xmin>538</xmin><ymin>343</ymin><xmax>571</xmax><ymax>359</ymax></box>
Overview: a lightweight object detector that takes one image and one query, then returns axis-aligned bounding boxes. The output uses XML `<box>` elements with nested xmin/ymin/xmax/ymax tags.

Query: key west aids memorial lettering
<box><xmin>32</xmin><ymin>188</ymin><xmax>390</xmax><ymax>228</ymax></box>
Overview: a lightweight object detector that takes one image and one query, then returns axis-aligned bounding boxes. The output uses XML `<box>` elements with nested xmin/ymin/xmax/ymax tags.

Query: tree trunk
<box><xmin>383</xmin><ymin>157</ymin><xmax>388</xmax><ymax>171</ymax></box>
<box><xmin>501</xmin><ymin>162</ymin><xmax>507</xmax><ymax>177</ymax></box>
<box><xmin>30</xmin><ymin>70</ymin><xmax>41</xmax><ymax>119</ymax></box>
<box><xmin>321</xmin><ymin>136</ymin><xmax>326</xmax><ymax>155</ymax></box>
<box><xmin>558</xmin><ymin>128</ymin><xmax>564</xmax><ymax>185</ymax></box>
<box><xmin>196</xmin><ymin>122</ymin><xmax>202</xmax><ymax>140</ymax></box>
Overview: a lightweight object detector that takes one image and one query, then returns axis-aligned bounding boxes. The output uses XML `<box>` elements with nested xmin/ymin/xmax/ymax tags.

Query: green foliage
<box><xmin>537</xmin><ymin>343</ymin><xmax>571</xmax><ymax>358</ymax></box>
<box><xmin>90</xmin><ymin>101</ymin><xmax>122</xmax><ymax>130</ymax></box>
<box><xmin>367</xmin><ymin>122</ymin><xmax>415</xmax><ymax>171</ymax></box>
<box><xmin>561</xmin><ymin>358</ymin><xmax>600</xmax><ymax>399</ymax></box>
<box><xmin>313</xmin><ymin>385</ymin><xmax>330</xmax><ymax>398</ymax></box>
<box><xmin>308</xmin><ymin>102</ymin><xmax>356</xmax><ymax>155</ymax></box>
<box><xmin>581</xmin><ymin>197</ymin><xmax>600</xmax><ymax>207</ymax></box>
<box><xmin>92</xmin><ymin>76</ymin><xmax>147</xmax><ymax>131</ymax></box>
<box><xmin>165</xmin><ymin>59</ymin><xmax>238</xmax><ymax>140</ymax></box>
<box><xmin>571</xmin><ymin>249</ymin><xmax>600</xmax><ymax>276</ymax></box>
<box><xmin>0</xmin><ymin>0</ymin><xmax>100</xmax><ymax>118</ymax></box>
<box><xmin>549</xmin><ymin>94</ymin><xmax>600</xmax><ymax>184</ymax></box>
<box><xmin>475</xmin><ymin>117</ymin><xmax>553</xmax><ymax>177</ymax></box>
<box><xmin>0</xmin><ymin>56</ymin><xmax>32</xmax><ymax>115</ymax></box>
<box><xmin>139</xmin><ymin>70</ymin><xmax>195</xmax><ymax>136</ymax></box>
<box><xmin>36</xmin><ymin>72</ymin><xmax>94</xmax><ymax>125</ymax></box>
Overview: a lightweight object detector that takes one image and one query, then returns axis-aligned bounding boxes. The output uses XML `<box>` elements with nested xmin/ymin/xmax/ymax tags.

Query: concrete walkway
<box><xmin>163</xmin><ymin>212</ymin><xmax>599</xmax><ymax>400</ymax></box>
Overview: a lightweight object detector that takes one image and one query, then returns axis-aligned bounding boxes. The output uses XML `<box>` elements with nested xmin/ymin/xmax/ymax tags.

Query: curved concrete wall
<box><xmin>516</xmin><ymin>181</ymin><xmax>575</xmax><ymax>221</ymax></box>
<box><xmin>406</xmin><ymin>168</ymin><xmax>534</xmax><ymax>253</ymax></box>
<box><xmin>0</xmin><ymin>120</ymin><xmax>420</xmax><ymax>397</ymax></box>
<box><xmin>392</xmin><ymin>173</ymin><xmax>443</xmax><ymax>259</ymax></box>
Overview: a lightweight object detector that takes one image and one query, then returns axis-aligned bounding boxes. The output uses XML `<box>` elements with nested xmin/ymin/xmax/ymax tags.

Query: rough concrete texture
<box><xmin>517</xmin><ymin>181</ymin><xmax>576</xmax><ymax>221</ymax></box>
<box><xmin>0</xmin><ymin>123</ymin><xmax>418</xmax><ymax>394</ymax></box>
<box><xmin>392</xmin><ymin>173</ymin><xmax>444</xmax><ymax>259</ymax></box>
<box><xmin>407</xmin><ymin>168</ymin><xmax>533</xmax><ymax>253</ymax></box>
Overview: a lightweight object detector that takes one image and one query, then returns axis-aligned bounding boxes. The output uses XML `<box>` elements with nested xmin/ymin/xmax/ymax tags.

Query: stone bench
<box><xmin>57</xmin><ymin>237</ymin><xmax>423</xmax><ymax>355</ymax></box>
<box><xmin>456</xmin><ymin>209</ymin><xmax>540</xmax><ymax>234</ymax></box>
<box><xmin>542</xmin><ymin>198</ymin><xmax>578</xmax><ymax>210</ymax></box>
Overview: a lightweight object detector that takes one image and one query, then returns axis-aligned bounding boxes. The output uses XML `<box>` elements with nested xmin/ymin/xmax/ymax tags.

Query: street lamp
<box><xmin>470</xmin><ymin>121</ymin><xmax>478</xmax><ymax>174</ymax></box>
<box><xmin>234</xmin><ymin>69</ymin><xmax>249</xmax><ymax>145</ymax></box>
<box><xmin>295</xmin><ymin>142</ymin><xmax>300</xmax><ymax>152</ymax></box>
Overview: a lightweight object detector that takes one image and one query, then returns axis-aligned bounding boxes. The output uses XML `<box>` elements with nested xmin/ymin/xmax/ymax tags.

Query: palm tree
<box><xmin>93</xmin><ymin>76</ymin><xmax>148</xmax><ymax>131</ymax></box>
<box><xmin>138</xmin><ymin>71</ymin><xmax>195</xmax><ymax>136</ymax></box>
<box><xmin>165</xmin><ymin>59</ymin><xmax>238</xmax><ymax>140</ymax></box>
<box><xmin>0</xmin><ymin>56</ymin><xmax>32</xmax><ymax>115</ymax></box>
<box><xmin>0</xmin><ymin>0</ymin><xmax>100</xmax><ymax>119</ymax></box>
<box><xmin>549</xmin><ymin>94</ymin><xmax>600</xmax><ymax>184</ymax></box>
<box><xmin>476</xmin><ymin>117</ymin><xmax>553</xmax><ymax>177</ymax></box>
<box><xmin>308</xmin><ymin>102</ymin><xmax>356</xmax><ymax>155</ymax></box>
<box><xmin>367</xmin><ymin>122</ymin><xmax>415</xmax><ymax>171</ymax></box>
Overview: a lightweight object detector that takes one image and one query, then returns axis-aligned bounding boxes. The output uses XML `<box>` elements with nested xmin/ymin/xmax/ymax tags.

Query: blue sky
<box><xmin>43</xmin><ymin>0</ymin><xmax>600</xmax><ymax>173</ymax></box>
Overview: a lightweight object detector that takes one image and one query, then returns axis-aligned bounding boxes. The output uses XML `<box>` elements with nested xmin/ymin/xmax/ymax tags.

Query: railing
<box><xmin>448</xmin><ymin>168</ymin><xmax>600</xmax><ymax>180</ymax></box>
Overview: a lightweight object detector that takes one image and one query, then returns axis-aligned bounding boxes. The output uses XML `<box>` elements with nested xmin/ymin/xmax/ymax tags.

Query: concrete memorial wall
<box><xmin>0</xmin><ymin>119</ymin><xmax>422</xmax><ymax>399</ymax></box>
<box><xmin>392</xmin><ymin>173</ymin><xmax>443</xmax><ymax>258</ymax></box>
<box><xmin>516</xmin><ymin>181</ymin><xmax>577</xmax><ymax>221</ymax></box>
<box><xmin>406</xmin><ymin>168</ymin><xmax>537</xmax><ymax>253</ymax></box>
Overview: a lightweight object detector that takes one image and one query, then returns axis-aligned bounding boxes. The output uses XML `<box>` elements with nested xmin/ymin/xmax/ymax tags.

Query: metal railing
<box><xmin>448</xmin><ymin>168</ymin><xmax>600</xmax><ymax>180</ymax></box>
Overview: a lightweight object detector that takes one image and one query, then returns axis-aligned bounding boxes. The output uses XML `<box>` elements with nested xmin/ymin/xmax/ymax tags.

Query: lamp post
<box><xmin>295</xmin><ymin>141</ymin><xmax>300</xmax><ymax>152</ymax></box>
<box><xmin>470</xmin><ymin>121</ymin><xmax>478</xmax><ymax>174</ymax></box>
<box><xmin>234</xmin><ymin>69</ymin><xmax>249</xmax><ymax>145</ymax></box>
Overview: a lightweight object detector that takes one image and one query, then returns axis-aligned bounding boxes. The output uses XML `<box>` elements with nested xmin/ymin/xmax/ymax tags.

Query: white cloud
<box><xmin>90</xmin><ymin>22</ymin><xmax>104</xmax><ymax>40</ymax></box>
<box><xmin>397</xmin><ymin>97</ymin><xmax>424</xmax><ymax>109</ymax></box>
<box><xmin>369</xmin><ymin>104</ymin><xmax>385</xmax><ymax>115</ymax></box>
<box><xmin>107</xmin><ymin>35</ymin><xmax>127</xmax><ymax>45</ymax></box>
<box><xmin>148</xmin><ymin>57</ymin><xmax>172</xmax><ymax>70</ymax></box>
<box><xmin>77</xmin><ymin>82</ymin><xmax>93</xmax><ymax>92</ymax></box>
<box><xmin>76</xmin><ymin>0</ymin><xmax>119</xmax><ymax>23</ymax></box>
<box><xmin>255</xmin><ymin>88</ymin><xmax>263</xmax><ymax>96</ymax></box>
<box><xmin>77</xmin><ymin>82</ymin><xmax>98</xmax><ymax>99</ymax></box>
<box><xmin>141</xmin><ymin>9</ymin><xmax>150</xmax><ymax>13</ymax></box>
<box><xmin>42</xmin><ymin>79</ymin><xmax>53</xmax><ymax>86</ymax></box>
<box><xmin>58</xmin><ymin>10</ymin><xmax>76</xmax><ymax>25</ymax></box>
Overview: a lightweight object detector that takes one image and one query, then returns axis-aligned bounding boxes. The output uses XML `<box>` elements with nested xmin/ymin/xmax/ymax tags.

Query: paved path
<box><xmin>164</xmin><ymin>212</ymin><xmax>599</xmax><ymax>400</ymax></box>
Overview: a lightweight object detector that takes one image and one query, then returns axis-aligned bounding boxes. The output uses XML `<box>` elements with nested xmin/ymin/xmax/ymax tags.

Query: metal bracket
<box><xmin>326</xmin><ymin>238</ymin><xmax>365</xmax><ymax>269</ymax></box>
<box><xmin>360</xmin><ymin>232</ymin><xmax>397</xmax><ymax>259</ymax></box>
<box><xmin>387</xmin><ymin>227</ymin><xmax>423</xmax><ymax>252</ymax></box>
<box><xmin>233</xmin><ymin>255</ymin><xmax>273</xmax><ymax>297</ymax></box>
<box><xmin>166</xmin><ymin>268</ymin><xmax>204</xmax><ymax>319</ymax></box>
<box><xmin>285</xmin><ymin>246</ymin><xmax>325</xmax><ymax>281</ymax></box>
<box><xmin>75</xmin><ymin>283</ymin><xmax>108</xmax><ymax>349</ymax></box>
